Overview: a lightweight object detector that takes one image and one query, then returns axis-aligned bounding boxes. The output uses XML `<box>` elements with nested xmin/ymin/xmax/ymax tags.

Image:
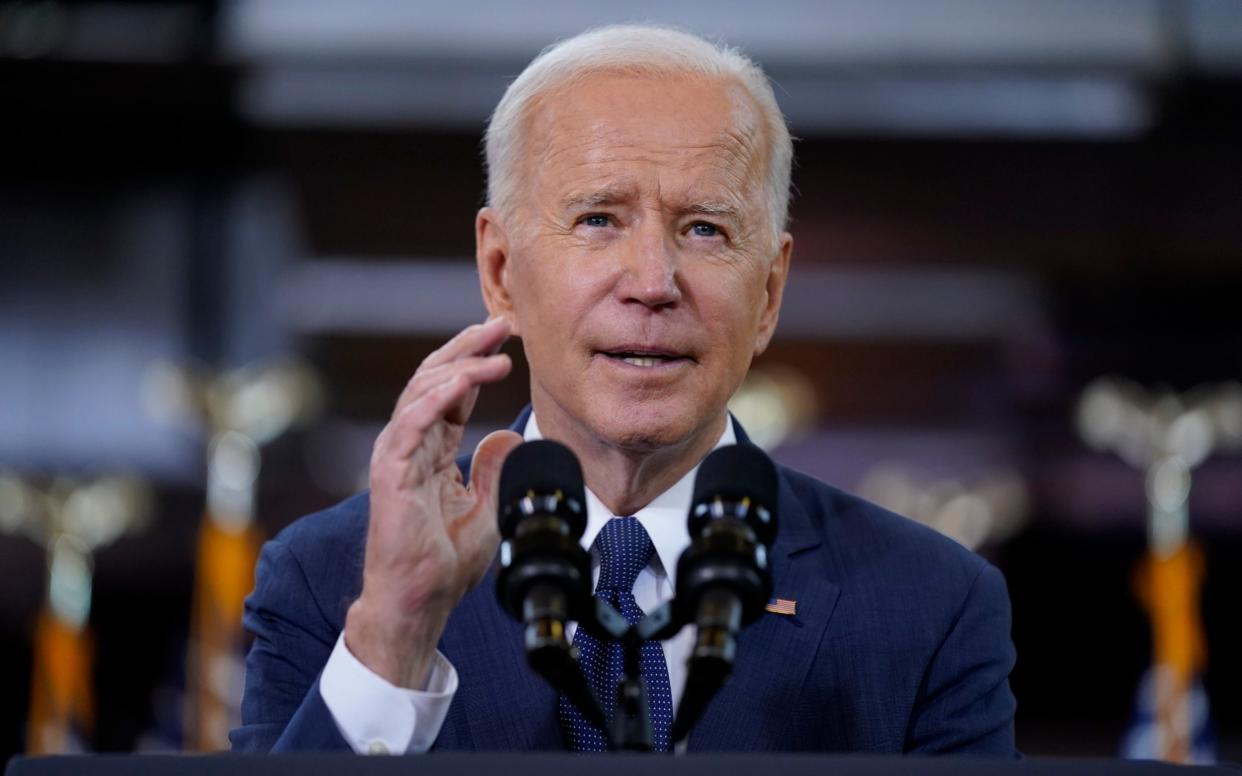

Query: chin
<box><xmin>584</xmin><ymin>397</ymin><xmax>707</xmax><ymax>453</ymax></box>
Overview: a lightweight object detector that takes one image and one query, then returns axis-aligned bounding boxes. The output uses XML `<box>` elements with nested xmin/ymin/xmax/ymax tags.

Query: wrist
<box><xmin>344</xmin><ymin>596</ymin><xmax>449</xmax><ymax>690</ymax></box>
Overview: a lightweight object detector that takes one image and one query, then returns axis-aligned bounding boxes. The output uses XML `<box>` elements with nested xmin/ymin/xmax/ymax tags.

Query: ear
<box><xmin>753</xmin><ymin>231</ymin><xmax>792</xmax><ymax>358</ymax></box>
<box><xmin>476</xmin><ymin>207</ymin><xmax>521</xmax><ymax>336</ymax></box>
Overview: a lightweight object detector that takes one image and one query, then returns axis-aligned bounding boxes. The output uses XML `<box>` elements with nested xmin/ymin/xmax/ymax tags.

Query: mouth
<box><xmin>595</xmin><ymin>346</ymin><xmax>694</xmax><ymax>369</ymax></box>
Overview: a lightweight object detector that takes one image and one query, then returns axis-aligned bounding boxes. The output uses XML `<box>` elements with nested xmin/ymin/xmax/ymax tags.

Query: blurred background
<box><xmin>2</xmin><ymin>0</ymin><xmax>1241</xmax><ymax>764</ymax></box>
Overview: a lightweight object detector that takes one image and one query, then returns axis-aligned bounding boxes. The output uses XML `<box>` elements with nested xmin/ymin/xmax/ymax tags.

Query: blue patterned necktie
<box><xmin>559</xmin><ymin>516</ymin><xmax>674</xmax><ymax>752</ymax></box>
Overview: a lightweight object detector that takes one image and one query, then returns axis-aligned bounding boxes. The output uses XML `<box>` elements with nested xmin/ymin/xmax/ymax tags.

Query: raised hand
<box><xmin>344</xmin><ymin>317</ymin><xmax>524</xmax><ymax>689</ymax></box>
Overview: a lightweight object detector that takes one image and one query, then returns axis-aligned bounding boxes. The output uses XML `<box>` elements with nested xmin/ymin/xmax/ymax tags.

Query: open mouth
<box><xmin>597</xmin><ymin>348</ymin><xmax>691</xmax><ymax>368</ymax></box>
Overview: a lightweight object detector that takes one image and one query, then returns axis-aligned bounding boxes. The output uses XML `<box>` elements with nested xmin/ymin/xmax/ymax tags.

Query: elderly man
<box><xmin>231</xmin><ymin>25</ymin><xmax>1016</xmax><ymax>756</ymax></box>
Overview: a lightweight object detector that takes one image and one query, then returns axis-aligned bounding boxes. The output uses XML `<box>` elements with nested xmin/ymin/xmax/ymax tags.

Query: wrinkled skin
<box><xmin>478</xmin><ymin>71</ymin><xmax>791</xmax><ymax>515</ymax></box>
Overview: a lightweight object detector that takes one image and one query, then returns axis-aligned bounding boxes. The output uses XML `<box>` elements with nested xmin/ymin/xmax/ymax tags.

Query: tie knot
<box><xmin>593</xmin><ymin>516</ymin><xmax>654</xmax><ymax>593</ymax></box>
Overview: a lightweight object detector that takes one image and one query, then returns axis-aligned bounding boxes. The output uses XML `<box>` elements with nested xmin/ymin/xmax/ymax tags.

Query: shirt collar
<box><xmin>523</xmin><ymin>411</ymin><xmax>737</xmax><ymax>587</ymax></box>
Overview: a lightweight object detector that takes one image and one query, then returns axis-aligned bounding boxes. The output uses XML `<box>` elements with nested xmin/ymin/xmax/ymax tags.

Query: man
<box><xmin>231</xmin><ymin>24</ymin><xmax>1017</xmax><ymax>756</ymax></box>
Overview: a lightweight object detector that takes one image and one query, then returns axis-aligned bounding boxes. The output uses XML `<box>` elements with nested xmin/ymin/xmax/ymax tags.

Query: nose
<box><xmin>615</xmin><ymin>224</ymin><xmax>681</xmax><ymax>309</ymax></box>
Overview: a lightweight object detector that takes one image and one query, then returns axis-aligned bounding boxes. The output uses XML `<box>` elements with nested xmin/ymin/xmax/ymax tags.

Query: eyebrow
<box><xmin>677</xmin><ymin>201</ymin><xmax>744</xmax><ymax>226</ymax></box>
<box><xmin>561</xmin><ymin>187</ymin><xmax>636</xmax><ymax>211</ymax></box>
<box><xmin>680</xmin><ymin>201</ymin><xmax>741</xmax><ymax>218</ymax></box>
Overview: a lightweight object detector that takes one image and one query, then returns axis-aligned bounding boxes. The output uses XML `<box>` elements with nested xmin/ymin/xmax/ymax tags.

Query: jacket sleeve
<box><xmin>229</xmin><ymin>537</ymin><xmax>352</xmax><ymax>752</ymax></box>
<box><xmin>904</xmin><ymin>562</ymin><xmax>1019</xmax><ymax>757</ymax></box>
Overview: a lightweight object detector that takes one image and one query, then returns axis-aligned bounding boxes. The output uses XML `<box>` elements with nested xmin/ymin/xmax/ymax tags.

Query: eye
<box><xmin>690</xmin><ymin>222</ymin><xmax>721</xmax><ymax>237</ymax></box>
<box><xmin>580</xmin><ymin>214</ymin><xmax>611</xmax><ymax>228</ymax></box>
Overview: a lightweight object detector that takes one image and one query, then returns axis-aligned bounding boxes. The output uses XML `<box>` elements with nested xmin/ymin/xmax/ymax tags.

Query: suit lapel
<box><xmin>687</xmin><ymin>473</ymin><xmax>841</xmax><ymax>751</ymax></box>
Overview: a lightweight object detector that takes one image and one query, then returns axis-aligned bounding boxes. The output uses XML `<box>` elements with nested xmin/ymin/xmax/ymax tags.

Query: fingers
<box><xmin>392</xmin><ymin>354</ymin><xmax>510</xmax><ymax>421</ymax></box>
<box><xmin>372</xmin><ymin>377</ymin><xmax>461</xmax><ymax>486</ymax></box>
<box><xmin>424</xmin><ymin>318</ymin><xmax>510</xmax><ymax>371</ymax></box>
<box><xmin>381</xmin><ymin>358</ymin><xmax>512</xmax><ymax>463</ymax></box>
<box><xmin>392</xmin><ymin>318</ymin><xmax>511</xmax><ymax>419</ymax></box>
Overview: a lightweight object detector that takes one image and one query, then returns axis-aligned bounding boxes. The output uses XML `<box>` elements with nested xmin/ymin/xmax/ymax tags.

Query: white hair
<box><xmin>484</xmin><ymin>24</ymin><xmax>794</xmax><ymax>239</ymax></box>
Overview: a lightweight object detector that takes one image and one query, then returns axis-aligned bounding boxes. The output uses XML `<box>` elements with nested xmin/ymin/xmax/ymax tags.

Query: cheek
<box><xmin>511</xmin><ymin>254</ymin><xmax>600</xmax><ymax>346</ymax></box>
<box><xmin>692</xmin><ymin>266</ymin><xmax>766</xmax><ymax>340</ymax></box>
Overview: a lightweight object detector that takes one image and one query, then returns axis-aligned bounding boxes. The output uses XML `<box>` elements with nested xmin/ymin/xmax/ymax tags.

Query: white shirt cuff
<box><xmin>319</xmin><ymin>631</ymin><xmax>458</xmax><ymax>754</ymax></box>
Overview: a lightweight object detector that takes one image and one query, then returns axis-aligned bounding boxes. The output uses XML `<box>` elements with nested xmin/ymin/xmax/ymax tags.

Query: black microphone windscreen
<box><xmin>498</xmin><ymin>439</ymin><xmax>586</xmax><ymax>511</ymax></box>
<box><xmin>692</xmin><ymin>444</ymin><xmax>779</xmax><ymax>516</ymax></box>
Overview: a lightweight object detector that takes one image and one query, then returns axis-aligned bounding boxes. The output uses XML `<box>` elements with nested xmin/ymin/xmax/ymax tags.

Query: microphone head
<box><xmin>497</xmin><ymin>439</ymin><xmax>587</xmax><ymax>537</ymax></box>
<box><xmin>690</xmin><ymin>444</ymin><xmax>779</xmax><ymax>544</ymax></box>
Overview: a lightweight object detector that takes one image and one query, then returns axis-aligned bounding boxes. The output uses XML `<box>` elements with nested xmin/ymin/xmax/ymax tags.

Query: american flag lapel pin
<box><xmin>765</xmin><ymin>597</ymin><xmax>797</xmax><ymax>616</ymax></box>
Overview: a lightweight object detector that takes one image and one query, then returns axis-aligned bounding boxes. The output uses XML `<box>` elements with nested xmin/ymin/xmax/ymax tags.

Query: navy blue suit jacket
<box><xmin>231</xmin><ymin>410</ymin><xmax>1017</xmax><ymax>755</ymax></box>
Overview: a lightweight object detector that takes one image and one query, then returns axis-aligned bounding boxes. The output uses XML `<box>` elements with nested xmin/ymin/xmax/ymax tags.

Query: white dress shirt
<box><xmin>319</xmin><ymin>412</ymin><xmax>735</xmax><ymax>754</ymax></box>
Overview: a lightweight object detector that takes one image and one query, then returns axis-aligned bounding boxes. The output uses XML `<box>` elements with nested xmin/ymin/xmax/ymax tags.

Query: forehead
<box><xmin>521</xmin><ymin>71</ymin><xmax>767</xmax><ymax>207</ymax></box>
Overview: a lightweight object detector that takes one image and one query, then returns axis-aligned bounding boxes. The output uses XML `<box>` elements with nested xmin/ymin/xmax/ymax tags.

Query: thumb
<box><xmin>468</xmin><ymin>429</ymin><xmax>524</xmax><ymax>510</ymax></box>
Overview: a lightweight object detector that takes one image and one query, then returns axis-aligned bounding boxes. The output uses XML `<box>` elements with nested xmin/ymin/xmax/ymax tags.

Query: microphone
<box><xmin>671</xmin><ymin>443</ymin><xmax>778</xmax><ymax>742</ymax></box>
<box><xmin>494</xmin><ymin>439</ymin><xmax>605</xmax><ymax>727</ymax></box>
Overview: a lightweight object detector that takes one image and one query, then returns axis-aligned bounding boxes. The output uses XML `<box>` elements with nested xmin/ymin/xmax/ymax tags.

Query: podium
<box><xmin>6</xmin><ymin>754</ymin><xmax>1240</xmax><ymax>776</ymax></box>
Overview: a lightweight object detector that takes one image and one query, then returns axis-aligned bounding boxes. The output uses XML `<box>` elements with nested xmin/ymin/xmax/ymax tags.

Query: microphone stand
<box><xmin>614</xmin><ymin>629</ymin><xmax>654</xmax><ymax>751</ymax></box>
<box><xmin>577</xmin><ymin>597</ymin><xmax>655</xmax><ymax>751</ymax></box>
<box><xmin>500</xmin><ymin>442</ymin><xmax>777</xmax><ymax>753</ymax></box>
<box><xmin>543</xmin><ymin>597</ymin><xmax>682</xmax><ymax>752</ymax></box>
<box><xmin>512</xmin><ymin>518</ymin><xmax>771</xmax><ymax>752</ymax></box>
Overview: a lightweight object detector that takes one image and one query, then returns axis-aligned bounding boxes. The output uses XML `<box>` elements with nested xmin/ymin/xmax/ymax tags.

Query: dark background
<box><xmin>2</xmin><ymin>0</ymin><xmax>1240</xmax><ymax>763</ymax></box>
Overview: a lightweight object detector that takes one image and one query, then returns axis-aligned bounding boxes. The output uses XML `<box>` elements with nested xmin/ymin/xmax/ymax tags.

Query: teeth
<box><xmin>622</xmin><ymin>356</ymin><xmax>661</xmax><ymax>367</ymax></box>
